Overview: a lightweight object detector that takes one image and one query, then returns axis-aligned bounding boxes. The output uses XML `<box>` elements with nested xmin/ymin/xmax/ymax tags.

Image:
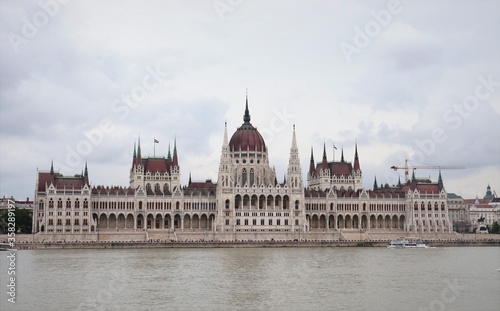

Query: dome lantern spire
<box><xmin>243</xmin><ymin>89</ymin><xmax>251</xmax><ymax>124</ymax></box>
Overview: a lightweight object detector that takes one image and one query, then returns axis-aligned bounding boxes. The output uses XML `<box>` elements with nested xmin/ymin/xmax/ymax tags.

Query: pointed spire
<box><xmin>340</xmin><ymin>147</ymin><xmax>345</xmax><ymax>162</ymax></box>
<box><xmin>50</xmin><ymin>160</ymin><xmax>54</xmax><ymax>175</ymax></box>
<box><xmin>321</xmin><ymin>141</ymin><xmax>328</xmax><ymax>170</ymax></box>
<box><xmin>167</xmin><ymin>142</ymin><xmax>172</xmax><ymax>161</ymax></box>
<box><xmin>438</xmin><ymin>170</ymin><xmax>442</xmax><ymax>184</ymax></box>
<box><xmin>84</xmin><ymin>161</ymin><xmax>88</xmax><ymax>177</ymax></box>
<box><xmin>137</xmin><ymin>136</ymin><xmax>141</xmax><ymax>156</ymax></box>
<box><xmin>309</xmin><ymin>147</ymin><xmax>316</xmax><ymax>176</ymax></box>
<box><xmin>397</xmin><ymin>176</ymin><xmax>402</xmax><ymax>187</ymax></box>
<box><xmin>291</xmin><ymin>124</ymin><xmax>297</xmax><ymax>150</ymax></box>
<box><xmin>353</xmin><ymin>142</ymin><xmax>360</xmax><ymax>171</ymax></box>
<box><xmin>188</xmin><ymin>172</ymin><xmax>192</xmax><ymax>186</ymax></box>
<box><xmin>133</xmin><ymin>142</ymin><xmax>136</xmax><ymax>159</ymax></box>
<box><xmin>135</xmin><ymin>137</ymin><xmax>142</xmax><ymax>166</ymax></box>
<box><xmin>411</xmin><ymin>169</ymin><xmax>416</xmax><ymax>182</ymax></box>
<box><xmin>243</xmin><ymin>89</ymin><xmax>251</xmax><ymax>124</ymax></box>
<box><xmin>283</xmin><ymin>174</ymin><xmax>287</xmax><ymax>184</ymax></box>
<box><xmin>172</xmin><ymin>137</ymin><xmax>178</xmax><ymax>167</ymax></box>
<box><xmin>373</xmin><ymin>176</ymin><xmax>378</xmax><ymax>189</ymax></box>
<box><xmin>223</xmin><ymin>121</ymin><xmax>228</xmax><ymax>145</ymax></box>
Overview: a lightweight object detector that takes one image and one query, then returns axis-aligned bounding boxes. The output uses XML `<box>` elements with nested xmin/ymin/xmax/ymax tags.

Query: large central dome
<box><xmin>229</xmin><ymin>97</ymin><xmax>266</xmax><ymax>152</ymax></box>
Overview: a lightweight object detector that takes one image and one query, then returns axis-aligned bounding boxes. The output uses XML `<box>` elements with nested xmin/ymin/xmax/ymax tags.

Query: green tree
<box><xmin>0</xmin><ymin>208</ymin><xmax>32</xmax><ymax>234</ymax></box>
<box><xmin>491</xmin><ymin>221</ymin><xmax>500</xmax><ymax>234</ymax></box>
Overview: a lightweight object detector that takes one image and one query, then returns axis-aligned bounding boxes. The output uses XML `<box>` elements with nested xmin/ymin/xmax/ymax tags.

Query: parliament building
<box><xmin>33</xmin><ymin>97</ymin><xmax>453</xmax><ymax>241</ymax></box>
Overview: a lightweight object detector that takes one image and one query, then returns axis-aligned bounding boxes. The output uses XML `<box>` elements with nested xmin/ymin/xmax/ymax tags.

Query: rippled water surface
<box><xmin>1</xmin><ymin>246</ymin><xmax>499</xmax><ymax>311</ymax></box>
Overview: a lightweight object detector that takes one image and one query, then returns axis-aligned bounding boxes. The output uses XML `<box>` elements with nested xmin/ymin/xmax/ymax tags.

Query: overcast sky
<box><xmin>1</xmin><ymin>0</ymin><xmax>499</xmax><ymax>201</ymax></box>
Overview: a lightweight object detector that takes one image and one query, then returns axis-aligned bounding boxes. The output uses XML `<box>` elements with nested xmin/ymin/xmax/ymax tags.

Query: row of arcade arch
<box><xmin>94</xmin><ymin>213</ymin><xmax>216</xmax><ymax>230</ymax></box>
<box><xmin>307</xmin><ymin>214</ymin><xmax>407</xmax><ymax>230</ymax></box>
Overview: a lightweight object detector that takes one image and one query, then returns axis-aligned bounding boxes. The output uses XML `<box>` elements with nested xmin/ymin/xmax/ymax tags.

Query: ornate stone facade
<box><xmin>32</xmin><ymin>97</ymin><xmax>453</xmax><ymax>241</ymax></box>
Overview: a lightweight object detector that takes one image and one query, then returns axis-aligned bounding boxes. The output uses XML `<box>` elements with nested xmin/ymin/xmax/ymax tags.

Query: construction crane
<box><xmin>390</xmin><ymin>159</ymin><xmax>465</xmax><ymax>184</ymax></box>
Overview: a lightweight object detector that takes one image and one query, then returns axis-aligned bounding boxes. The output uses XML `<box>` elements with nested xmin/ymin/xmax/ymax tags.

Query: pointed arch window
<box><xmin>242</xmin><ymin>168</ymin><xmax>247</xmax><ymax>186</ymax></box>
<box><xmin>249</xmin><ymin>169</ymin><xmax>254</xmax><ymax>186</ymax></box>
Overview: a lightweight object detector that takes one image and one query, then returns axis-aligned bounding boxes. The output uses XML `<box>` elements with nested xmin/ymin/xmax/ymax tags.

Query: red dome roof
<box><xmin>229</xmin><ymin>96</ymin><xmax>266</xmax><ymax>152</ymax></box>
<box><xmin>229</xmin><ymin>125</ymin><xmax>266</xmax><ymax>152</ymax></box>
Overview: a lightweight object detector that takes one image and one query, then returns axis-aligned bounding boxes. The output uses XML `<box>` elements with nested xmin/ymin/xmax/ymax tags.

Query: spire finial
<box><xmin>244</xmin><ymin>90</ymin><xmax>251</xmax><ymax>124</ymax></box>
<box><xmin>84</xmin><ymin>160</ymin><xmax>88</xmax><ymax>176</ymax></box>
<box><xmin>50</xmin><ymin>160</ymin><xmax>54</xmax><ymax>175</ymax></box>
<box><xmin>341</xmin><ymin>147</ymin><xmax>345</xmax><ymax>162</ymax></box>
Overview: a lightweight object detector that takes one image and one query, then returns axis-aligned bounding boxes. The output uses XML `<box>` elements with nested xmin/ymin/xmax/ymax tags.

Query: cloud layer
<box><xmin>1</xmin><ymin>0</ymin><xmax>499</xmax><ymax>200</ymax></box>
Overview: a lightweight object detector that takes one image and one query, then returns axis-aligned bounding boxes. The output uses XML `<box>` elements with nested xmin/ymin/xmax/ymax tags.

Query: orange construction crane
<box><xmin>390</xmin><ymin>159</ymin><xmax>465</xmax><ymax>184</ymax></box>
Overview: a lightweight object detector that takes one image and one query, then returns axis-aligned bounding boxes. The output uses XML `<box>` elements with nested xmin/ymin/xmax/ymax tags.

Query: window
<box><xmin>269</xmin><ymin>219</ymin><xmax>273</xmax><ymax>226</ymax></box>
<box><xmin>66</xmin><ymin>200</ymin><xmax>71</xmax><ymax>208</ymax></box>
<box><xmin>236</xmin><ymin>219</ymin><xmax>240</xmax><ymax>225</ymax></box>
<box><xmin>57</xmin><ymin>199</ymin><xmax>62</xmax><ymax>208</ymax></box>
<box><xmin>277</xmin><ymin>219</ymin><xmax>281</xmax><ymax>226</ymax></box>
<box><xmin>295</xmin><ymin>219</ymin><xmax>299</xmax><ymax>226</ymax></box>
<box><xmin>249</xmin><ymin>169</ymin><xmax>254</xmax><ymax>186</ymax></box>
<box><xmin>57</xmin><ymin>219</ymin><xmax>62</xmax><ymax>225</ymax></box>
<box><xmin>285</xmin><ymin>219</ymin><xmax>288</xmax><ymax>226</ymax></box>
<box><xmin>244</xmin><ymin>219</ymin><xmax>248</xmax><ymax>226</ymax></box>
<box><xmin>48</xmin><ymin>219</ymin><xmax>53</xmax><ymax>225</ymax></box>
<box><xmin>65</xmin><ymin>219</ymin><xmax>71</xmax><ymax>226</ymax></box>
<box><xmin>75</xmin><ymin>199</ymin><xmax>80</xmax><ymax>208</ymax></box>
<box><xmin>242</xmin><ymin>168</ymin><xmax>247</xmax><ymax>185</ymax></box>
<box><xmin>83</xmin><ymin>219</ymin><xmax>88</xmax><ymax>225</ymax></box>
<box><xmin>252</xmin><ymin>219</ymin><xmax>257</xmax><ymax>225</ymax></box>
<box><xmin>261</xmin><ymin>219</ymin><xmax>265</xmax><ymax>226</ymax></box>
<box><xmin>83</xmin><ymin>199</ymin><xmax>88</xmax><ymax>208</ymax></box>
<box><xmin>74</xmin><ymin>219</ymin><xmax>80</xmax><ymax>226</ymax></box>
<box><xmin>225</xmin><ymin>219</ymin><xmax>229</xmax><ymax>226</ymax></box>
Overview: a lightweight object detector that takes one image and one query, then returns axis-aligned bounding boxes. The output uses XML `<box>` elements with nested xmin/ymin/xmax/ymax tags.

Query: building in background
<box><xmin>32</xmin><ymin>97</ymin><xmax>453</xmax><ymax>241</ymax></box>
<box><xmin>448</xmin><ymin>193</ymin><xmax>471</xmax><ymax>233</ymax></box>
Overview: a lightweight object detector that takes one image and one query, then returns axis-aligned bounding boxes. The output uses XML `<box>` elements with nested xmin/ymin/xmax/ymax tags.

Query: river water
<box><xmin>1</xmin><ymin>246</ymin><xmax>499</xmax><ymax>311</ymax></box>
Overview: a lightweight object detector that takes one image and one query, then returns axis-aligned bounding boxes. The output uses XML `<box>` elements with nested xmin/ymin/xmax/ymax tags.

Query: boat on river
<box><xmin>388</xmin><ymin>238</ymin><xmax>428</xmax><ymax>249</ymax></box>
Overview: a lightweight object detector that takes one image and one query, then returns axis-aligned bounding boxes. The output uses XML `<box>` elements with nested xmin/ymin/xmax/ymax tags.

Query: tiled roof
<box><xmin>142</xmin><ymin>158</ymin><xmax>174</xmax><ymax>174</ymax></box>
<box><xmin>37</xmin><ymin>172</ymin><xmax>86</xmax><ymax>191</ymax></box>
<box><xmin>184</xmin><ymin>181</ymin><xmax>217</xmax><ymax>196</ymax></box>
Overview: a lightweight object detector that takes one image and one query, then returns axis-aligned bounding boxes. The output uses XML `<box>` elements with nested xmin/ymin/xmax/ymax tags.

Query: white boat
<box><xmin>388</xmin><ymin>238</ymin><xmax>428</xmax><ymax>248</ymax></box>
<box><xmin>0</xmin><ymin>242</ymin><xmax>17</xmax><ymax>251</ymax></box>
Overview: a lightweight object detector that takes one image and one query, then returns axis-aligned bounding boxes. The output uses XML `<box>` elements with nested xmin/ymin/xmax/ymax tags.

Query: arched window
<box><xmin>49</xmin><ymin>199</ymin><xmax>54</xmax><ymax>208</ymax></box>
<box><xmin>75</xmin><ymin>199</ymin><xmax>80</xmax><ymax>208</ymax></box>
<box><xmin>236</xmin><ymin>219</ymin><xmax>241</xmax><ymax>225</ymax></box>
<box><xmin>66</xmin><ymin>199</ymin><xmax>71</xmax><ymax>208</ymax></box>
<box><xmin>57</xmin><ymin>199</ymin><xmax>62</xmax><ymax>208</ymax></box>
<box><xmin>225</xmin><ymin>199</ymin><xmax>230</xmax><ymax>209</ymax></box>
<box><xmin>155</xmin><ymin>183</ymin><xmax>160</xmax><ymax>193</ymax></box>
<box><xmin>83</xmin><ymin>199</ymin><xmax>88</xmax><ymax>208</ymax></box>
<box><xmin>163</xmin><ymin>184</ymin><xmax>169</xmax><ymax>194</ymax></box>
<box><xmin>244</xmin><ymin>219</ymin><xmax>248</xmax><ymax>225</ymax></box>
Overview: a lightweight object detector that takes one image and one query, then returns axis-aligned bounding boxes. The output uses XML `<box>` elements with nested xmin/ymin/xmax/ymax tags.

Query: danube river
<box><xmin>1</xmin><ymin>246</ymin><xmax>499</xmax><ymax>311</ymax></box>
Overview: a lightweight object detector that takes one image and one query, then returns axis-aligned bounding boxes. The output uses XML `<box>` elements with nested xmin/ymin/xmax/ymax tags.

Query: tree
<box><xmin>0</xmin><ymin>208</ymin><xmax>32</xmax><ymax>234</ymax></box>
<box><xmin>491</xmin><ymin>221</ymin><xmax>500</xmax><ymax>234</ymax></box>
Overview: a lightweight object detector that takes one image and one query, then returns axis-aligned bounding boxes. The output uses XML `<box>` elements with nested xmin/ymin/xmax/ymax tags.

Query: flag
<box><xmin>333</xmin><ymin>143</ymin><xmax>337</xmax><ymax>150</ymax></box>
<box><xmin>154</xmin><ymin>138</ymin><xmax>159</xmax><ymax>143</ymax></box>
